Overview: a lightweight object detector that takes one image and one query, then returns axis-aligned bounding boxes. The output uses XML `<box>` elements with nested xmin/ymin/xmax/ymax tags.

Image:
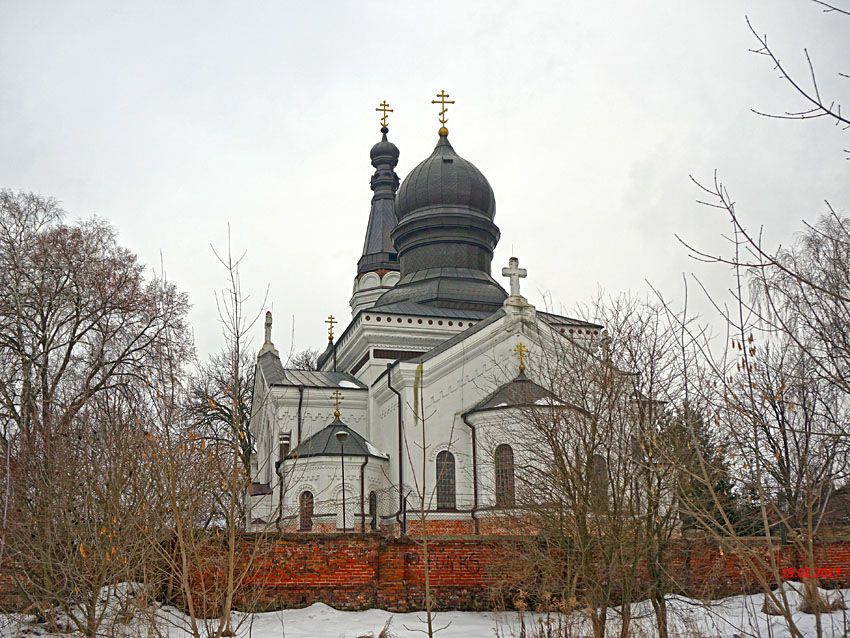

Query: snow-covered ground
<box><xmin>2</xmin><ymin>583</ymin><xmax>848</xmax><ymax>637</ymax></box>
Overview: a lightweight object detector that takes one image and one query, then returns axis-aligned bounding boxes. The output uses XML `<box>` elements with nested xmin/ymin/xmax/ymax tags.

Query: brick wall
<box><xmin>235</xmin><ymin>534</ymin><xmax>508</xmax><ymax>612</ymax></box>
<box><xmin>3</xmin><ymin>535</ymin><xmax>849</xmax><ymax>614</ymax></box>
<box><xmin>228</xmin><ymin>535</ymin><xmax>850</xmax><ymax>612</ymax></box>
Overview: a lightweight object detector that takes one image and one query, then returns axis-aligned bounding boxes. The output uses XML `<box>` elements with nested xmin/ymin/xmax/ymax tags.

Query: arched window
<box><xmin>299</xmin><ymin>491</ymin><xmax>314</xmax><ymax>531</ymax></box>
<box><xmin>436</xmin><ymin>450</ymin><xmax>456</xmax><ymax>511</ymax></box>
<box><xmin>368</xmin><ymin>491</ymin><xmax>378</xmax><ymax>531</ymax></box>
<box><xmin>590</xmin><ymin>454</ymin><xmax>609</xmax><ymax>512</ymax></box>
<box><xmin>494</xmin><ymin>444</ymin><xmax>515</xmax><ymax>508</ymax></box>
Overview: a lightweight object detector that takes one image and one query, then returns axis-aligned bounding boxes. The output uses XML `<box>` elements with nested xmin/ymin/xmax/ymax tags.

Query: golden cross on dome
<box><xmin>431</xmin><ymin>89</ymin><xmax>455</xmax><ymax>134</ymax></box>
<box><xmin>376</xmin><ymin>100</ymin><xmax>393</xmax><ymax>128</ymax></box>
<box><xmin>326</xmin><ymin>314</ymin><xmax>338</xmax><ymax>342</ymax></box>
<box><xmin>331</xmin><ymin>390</ymin><xmax>343</xmax><ymax>419</ymax></box>
<box><xmin>513</xmin><ymin>342</ymin><xmax>529</xmax><ymax>373</ymax></box>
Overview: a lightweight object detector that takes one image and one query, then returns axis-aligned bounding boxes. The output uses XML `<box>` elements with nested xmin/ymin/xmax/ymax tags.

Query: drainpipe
<box><xmin>462</xmin><ymin>412</ymin><xmax>480</xmax><ymax>535</ymax></box>
<box><xmin>275</xmin><ymin>459</ymin><xmax>285</xmax><ymax>532</ymax></box>
<box><xmin>296</xmin><ymin>385</ymin><xmax>305</xmax><ymax>446</ymax></box>
<box><xmin>359</xmin><ymin>455</ymin><xmax>369</xmax><ymax>533</ymax></box>
<box><xmin>386</xmin><ymin>362</ymin><xmax>406</xmax><ymax>535</ymax></box>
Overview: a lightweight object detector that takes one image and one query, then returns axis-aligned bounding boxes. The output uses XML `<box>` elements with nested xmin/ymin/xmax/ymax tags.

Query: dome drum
<box><xmin>392</xmin><ymin>210</ymin><xmax>500</xmax><ymax>275</ymax></box>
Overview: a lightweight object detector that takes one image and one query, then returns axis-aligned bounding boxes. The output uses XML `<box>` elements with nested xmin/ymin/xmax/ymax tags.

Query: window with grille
<box><xmin>299</xmin><ymin>491</ymin><xmax>314</xmax><ymax>531</ymax></box>
<box><xmin>590</xmin><ymin>454</ymin><xmax>609</xmax><ymax>512</ymax></box>
<box><xmin>494</xmin><ymin>444</ymin><xmax>515</xmax><ymax>508</ymax></box>
<box><xmin>436</xmin><ymin>450</ymin><xmax>456</xmax><ymax>511</ymax></box>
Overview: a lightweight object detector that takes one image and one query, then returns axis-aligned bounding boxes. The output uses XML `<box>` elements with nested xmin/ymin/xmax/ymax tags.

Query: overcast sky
<box><xmin>2</xmin><ymin>1</ymin><xmax>848</xmax><ymax>360</ymax></box>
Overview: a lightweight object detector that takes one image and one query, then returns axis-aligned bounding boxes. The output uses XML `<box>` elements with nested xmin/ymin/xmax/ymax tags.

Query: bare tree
<box><xmin>187</xmin><ymin>348</ymin><xmax>255</xmax><ymax>473</ymax></box>
<box><xmin>288</xmin><ymin>347</ymin><xmax>320</xmax><ymax>371</ymax></box>
<box><xmin>485</xmin><ymin>296</ymin><xmax>689</xmax><ymax>638</ymax></box>
<box><xmin>746</xmin><ymin>7</ymin><xmax>849</xmax><ymax>158</ymax></box>
<box><xmin>0</xmin><ymin>190</ymin><xmax>191</xmax><ymax>636</ymax></box>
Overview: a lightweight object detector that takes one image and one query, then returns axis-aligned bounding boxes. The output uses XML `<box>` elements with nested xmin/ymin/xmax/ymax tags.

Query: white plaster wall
<box><xmin>390</xmin><ymin>315</ymin><xmax>532</xmax><ymax>514</ymax></box>
<box><xmin>281</xmin><ymin>455</ymin><xmax>390</xmax><ymax>530</ymax></box>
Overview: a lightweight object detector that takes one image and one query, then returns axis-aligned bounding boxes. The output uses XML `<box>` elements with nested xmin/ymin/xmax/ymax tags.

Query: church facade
<box><xmin>248</xmin><ymin>99</ymin><xmax>604</xmax><ymax>534</ymax></box>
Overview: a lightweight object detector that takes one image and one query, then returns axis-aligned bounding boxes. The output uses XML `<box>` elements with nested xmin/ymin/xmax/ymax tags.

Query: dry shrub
<box><xmin>761</xmin><ymin>594</ymin><xmax>784</xmax><ymax>616</ymax></box>
<box><xmin>358</xmin><ymin>616</ymin><xmax>395</xmax><ymax>638</ymax></box>
<box><xmin>799</xmin><ymin>589</ymin><xmax>847</xmax><ymax>614</ymax></box>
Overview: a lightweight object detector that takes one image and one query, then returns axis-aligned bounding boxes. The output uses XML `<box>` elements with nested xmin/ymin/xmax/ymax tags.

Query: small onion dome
<box><xmin>396</xmin><ymin>132</ymin><xmax>495</xmax><ymax>221</ymax></box>
<box><xmin>370</xmin><ymin>126</ymin><xmax>400</xmax><ymax>167</ymax></box>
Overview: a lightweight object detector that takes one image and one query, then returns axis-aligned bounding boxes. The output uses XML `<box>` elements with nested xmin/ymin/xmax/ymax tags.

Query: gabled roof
<box><xmin>407</xmin><ymin>309</ymin><xmax>506</xmax><ymax>364</ymax></box>
<box><xmin>257</xmin><ymin>351</ymin><xmax>366</xmax><ymax>389</ymax></box>
<box><xmin>466</xmin><ymin>371</ymin><xmax>565</xmax><ymax>414</ymax></box>
<box><xmin>287</xmin><ymin>418</ymin><xmax>388</xmax><ymax>460</ymax></box>
<box><xmin>538</xmin><ymin>310</ymin><xmax>604</xmax><ymax>330</ymax></box>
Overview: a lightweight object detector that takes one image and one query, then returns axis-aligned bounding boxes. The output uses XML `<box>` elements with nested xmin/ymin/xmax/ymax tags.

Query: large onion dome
<box><xmin>395</xmin><ymin>135</ymin><xmax>495</xmax><ymax>221</ymax></box>
<box><xmin>374</xmin><ymin>130</ymin><xmax>506</xmax><ymax>312</ymax></box>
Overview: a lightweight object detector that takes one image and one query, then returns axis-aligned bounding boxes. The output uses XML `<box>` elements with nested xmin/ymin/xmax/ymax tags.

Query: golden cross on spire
<box><xmin>513</xmin><ymin>342</ymin><xmax>529</xmax><ymax>373</ymax></box>
<box><xmin>331</xmin><ymin>390</ymin><xmax>343</xmax><ymax>419</ymax></box>
<box><xmin>376</xmin><ymin>100</ymin><xmax>393</xmax><ymax>128</ymax></box>
<box><xmin>326</xmin><ymin>314</ymin><xmax>338</xmax><ymax>342</ymax></box>
<box><xmin>431</xmin><ymin>89</ymin><xmax>455</xmax><ymax>135</ymax></box>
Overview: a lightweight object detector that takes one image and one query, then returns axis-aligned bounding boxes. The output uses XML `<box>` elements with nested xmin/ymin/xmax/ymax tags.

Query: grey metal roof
<box><xmin>316</xmin><ymin>339</ymin><xmax>335</xmax><ymax>372</ymax></box>
<box><xmin>257</xmin><ymin>351</ymin><xmax>366</xmax><ymax>389</ymax></box>
<box><xmin>373</xmin><ymin>267</ymin><xmax>507</xmax><ymax>313</ymax></box>
<box><xmin>287</xmin><ymin>418</ymin><xmax>387</xmax><ymax>459</ymax></box>
<box><xmin>386</xmin><ymin>133</ymin><xmax>503</xmax><ymax>312</ymax></box>
<box><xmin>466</xmin><ymin>371</ymin><xmax>563</xmax><ymax>413</ymax></box>
<box><xmin>407</xmin><ymin>309</ymin><xmax>505</xmax><ymax>364</ymax></box>
<box><xmin>282</xmin><ymin>369</ymin><xmax>367</xmax><ymax>389</ymax></box>
<box><xmin>396</xmin><ymin>134</ymin><xmax>495</xmax><ymax>221</ymax></box>
<box><xmin>257</xmin><ymin>351</ymin><xmax>287</xmax><ymax>385</ymax></box>
<box><xmin>359</xmin><ymin>126</ymin><xmax>401</xmax><ymax>275</ymax></box>
<box><xmin>538</xmin><ymin>311</ymin><xmax>604</xmax><ymax>330</ymax></box>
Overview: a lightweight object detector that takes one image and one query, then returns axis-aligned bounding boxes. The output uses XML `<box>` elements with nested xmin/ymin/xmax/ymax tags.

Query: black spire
<box><xmin>357</xmin><ymin>126</ymin><xmax>400</xmax><ymax>275</ymax></box>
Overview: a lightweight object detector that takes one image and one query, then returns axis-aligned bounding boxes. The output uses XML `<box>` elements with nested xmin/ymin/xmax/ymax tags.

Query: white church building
<box><xmin>248</xmin><ymin>100</ymin><xmax>604</xmax><ymax>534</ymax></box>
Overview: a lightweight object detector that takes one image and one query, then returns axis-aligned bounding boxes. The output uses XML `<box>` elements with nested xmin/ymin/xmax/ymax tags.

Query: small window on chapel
<box><xmin>495</xmin><ymin>444</ymin><xmax>515</xmax><ymax>508</ymax></box>
<box><xmin>279</xmin><ymin>432</ymin><xmax>291</xmax><ymax>460</ymax></box>
<box><xmin>299</xmin><ymin>491</ymin><xmax>314</xmax><ymax>531</ymax></box>
<box><xmin>436</xmin><ymin>451</ymin><xmax>456</xmax><ymax>511</ymax></box>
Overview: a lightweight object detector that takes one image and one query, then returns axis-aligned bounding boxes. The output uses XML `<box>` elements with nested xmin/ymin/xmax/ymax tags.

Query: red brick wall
<box><xmin>235</xmin><ymin>534</ymin><xmax>507</xmax><ymax>612</ymax></box>
<box><xmin>230</xmin><ymin>535</ymin><xmax>850</xmax><ymax>612</ymax></box>
<box><xmin>405</xmin><ymin>520</ymin><xmax>475</xmax><ymax>536</ymax></box>
<box><xmin>3</xmin><ymin>535</ymin><xmax>849</xmax><ymax>613</ymax></box>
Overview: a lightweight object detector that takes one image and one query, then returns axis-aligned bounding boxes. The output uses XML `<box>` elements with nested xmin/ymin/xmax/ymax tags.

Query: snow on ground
<box><xmin>1</xmin><ymin>583</ymin><xmax>848</xmax><ymax>637</ymax></box>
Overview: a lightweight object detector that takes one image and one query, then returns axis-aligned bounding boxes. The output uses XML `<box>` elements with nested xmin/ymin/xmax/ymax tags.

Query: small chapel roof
<box><xmin>287</xmin><ymin>418</ymin><xmax>388</xmax><ymax>460</ymax></box>
<box><xmin>466</xmin><ymin>371</ymin><xmax>566</xmax><ymax>414</ymax></box>
<box><xmin>257</xmin><ymin>351</ymin><xmax>366</xmax><ymax>389</ymax></box>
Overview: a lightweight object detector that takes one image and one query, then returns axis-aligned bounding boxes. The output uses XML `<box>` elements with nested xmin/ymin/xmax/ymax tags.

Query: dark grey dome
<box><xmin>374</xmin><ymin>131</ymin><xmax>505</xmax><ymax>313</ymax></box>
<box><xmin>396</xmin><ymin>135</ymin><xmax>495</xmax><ymax>220</ymax></box>
<box><xmin>370</xmin><ymin>127</ymin><xmax>400</xmax><ymax>165</ymax></box>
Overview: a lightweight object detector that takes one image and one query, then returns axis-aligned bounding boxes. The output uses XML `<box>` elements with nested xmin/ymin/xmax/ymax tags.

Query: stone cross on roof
<box><xmin>502</xmin><ymin>257</ymin><xmax>527</xmax><ymax>297</ymax></box>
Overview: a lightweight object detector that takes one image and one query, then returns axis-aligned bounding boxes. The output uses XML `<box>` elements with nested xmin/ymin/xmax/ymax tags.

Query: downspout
<box><xmin>275</xmin><ymin>460</ymin><xmax>285</xmax><ymax>531</ymax></box>
<box><xmin>462</xmin><ymin>412</ymin><xmax>480</xmax><ymax>534</ymax></box>
<box><xmin>359</xmin><ymin>455</ymin><xmax>369</xmax><ymax>533</ymax></box>
<box><xmin>386</xmin><ymin>362</ymin><xmax>406</xmax><ymax>535</ymax></box>
<box><xmin>296</xmin><ymin>385</ymin><xmax>305</xmax><ymax>446</ymax></box>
